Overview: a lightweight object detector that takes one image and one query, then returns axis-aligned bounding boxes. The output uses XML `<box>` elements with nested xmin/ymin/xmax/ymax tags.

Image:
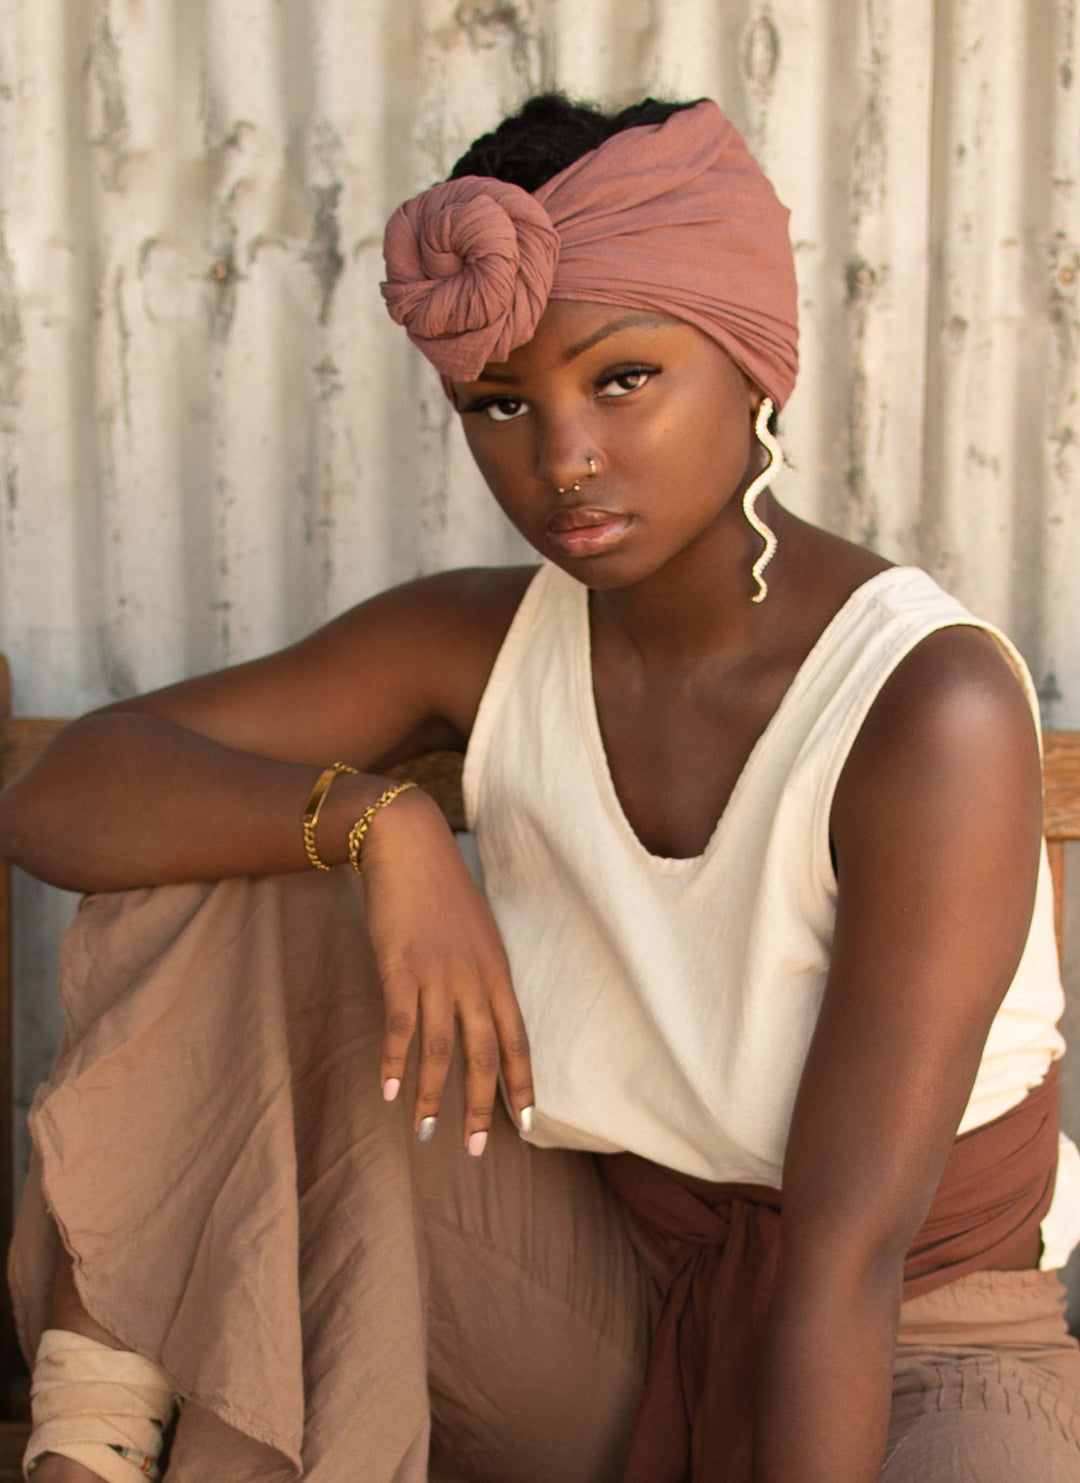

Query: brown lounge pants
<box><xmin>9</xmin><ymin>868</ymin><xmax>1080</xmax><ymax>1481</ymax></box>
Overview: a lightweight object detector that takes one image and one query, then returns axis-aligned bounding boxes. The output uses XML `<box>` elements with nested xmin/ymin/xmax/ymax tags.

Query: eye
<box><xmin>483</xmin><ymin>397</ymin><xmax>528</xmax><ymax>423</ymax></box>
<box><xmin>598</xmin><ymin>367</ymin><xmax>655</xmax><ymax>398</ymax></box>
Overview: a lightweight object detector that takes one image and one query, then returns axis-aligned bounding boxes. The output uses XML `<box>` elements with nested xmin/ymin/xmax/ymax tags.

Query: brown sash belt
<box><xmin>599</xmin><ymin>1060</ymin><xmax>1061</xmax><ymax>1483</ymax></box>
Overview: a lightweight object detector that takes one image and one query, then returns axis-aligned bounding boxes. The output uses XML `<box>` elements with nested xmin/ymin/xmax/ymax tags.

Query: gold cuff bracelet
<box><xmin>301</xmin><ymin>761</ymin><xmax>359</xmax><ymax>870</ymax></box>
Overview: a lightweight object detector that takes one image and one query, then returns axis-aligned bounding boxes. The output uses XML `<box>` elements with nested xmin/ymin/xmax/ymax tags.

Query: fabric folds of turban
<box><xmin>381</xmin><ymin>100</ymin><xmax>800</xmax><ymax>409</ymax></box>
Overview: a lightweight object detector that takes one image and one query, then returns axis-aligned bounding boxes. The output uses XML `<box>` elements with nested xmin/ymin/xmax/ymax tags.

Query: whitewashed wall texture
<box><xmin>2</xmin><ymin>0</ymin><xmax>1080</xmax><ymax>1293</ymax></box>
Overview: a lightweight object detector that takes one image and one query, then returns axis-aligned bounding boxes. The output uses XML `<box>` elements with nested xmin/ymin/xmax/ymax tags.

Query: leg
<box><xmin>885</xmin><ymin>1269</ymin><xmax>1080</xmax><ymax>1481</ymax></box>
<box><xmin>13</xmin><ymin>872</ymin><xmax>436</xmax><ymax>1480</ymax></box>
<box><xmin>416</xmin><ymin>1067</ymin><xmax>654</xmax><ymax>1483</ymax></box>
<box><xmin>24</xmin><ymin>1247</ymin><xmax>125</xmax><ymax>1483</ymax></box>
<box><xmin>12</xmin><ymin>870</ymin><xmax>655</xmax><ymax>1482</ymax></box>
<box><xmin>884</xmin><ymin>1351</ymin><xmax>1080</xmax><ymax>1481</ymax></box>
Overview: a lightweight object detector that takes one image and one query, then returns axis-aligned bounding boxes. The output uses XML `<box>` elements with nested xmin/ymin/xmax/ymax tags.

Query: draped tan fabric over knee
<box><xmin>10</xmin><ymin>871</ymin><xmax>1080</xmax><ymax>1481</ymax></box>
<box><xmin>9</xmin><ymin>872</ymin><xmax>652</xmax><ymax>1482</ymax></box>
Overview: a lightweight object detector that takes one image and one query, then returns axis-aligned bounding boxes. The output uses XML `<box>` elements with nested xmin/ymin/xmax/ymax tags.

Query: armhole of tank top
<box><xmin>809</xmin><ymin>611</ymin><xmax>1044</xmax><ymax>893</ymax></box>
<box><xmin>462</xmin><ymin>563</ymin><xmax>552</xmax><ymax>832</ymax></box>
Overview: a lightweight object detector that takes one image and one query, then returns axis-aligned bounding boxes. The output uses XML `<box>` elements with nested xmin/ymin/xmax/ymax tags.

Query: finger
<box><xmin>489</xmin><ymin>977</ymin><xmax>535</xmax><ymax>1131</ymax></box>
<box><xmin>457</xmin><ymin>994</ymin><xmax>501</xmax><ymax>1156</ymax></box>
<box><xmin>380</xmin><ymin>964</ymin><xmax>419</xmax><ymax>1104</ymax></box>
<box><xmin>413</xmin><ymin>987</ymin><xmax>455</xmax><ymax>1140</ymax></box>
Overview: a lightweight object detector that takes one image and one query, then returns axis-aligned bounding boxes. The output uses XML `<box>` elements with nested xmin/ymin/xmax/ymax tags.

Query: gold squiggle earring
<box><xmin>742</xmin><ymin>398</ymin><xmax>782</xmax><ymax>604</ymax></box>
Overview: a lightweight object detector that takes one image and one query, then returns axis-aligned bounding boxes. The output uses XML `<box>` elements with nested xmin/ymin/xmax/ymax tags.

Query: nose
<box><xmin>534</xmin><ymin>413</ymin><xmax>598</xmax><ymax>495</ymax></box>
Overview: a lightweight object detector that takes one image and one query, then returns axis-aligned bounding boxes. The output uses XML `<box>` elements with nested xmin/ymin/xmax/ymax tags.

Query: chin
<box><xmin>541</xmin><ymin>544</ymin><xmax>661</xmax><ymax>592</ymax></box>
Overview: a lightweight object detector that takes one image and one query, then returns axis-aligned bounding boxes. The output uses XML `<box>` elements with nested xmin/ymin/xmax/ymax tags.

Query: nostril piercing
<box><xmin>587</xmin><ymin>458</ymin><xmax>597</xmax><ymax>478</ymax></box>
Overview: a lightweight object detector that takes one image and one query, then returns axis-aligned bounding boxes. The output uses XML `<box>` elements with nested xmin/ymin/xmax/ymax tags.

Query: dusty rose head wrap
<box><xmin>381</xmin><ymin>100</ymin><xmax>799</xmax><ymax>408</ymax></box>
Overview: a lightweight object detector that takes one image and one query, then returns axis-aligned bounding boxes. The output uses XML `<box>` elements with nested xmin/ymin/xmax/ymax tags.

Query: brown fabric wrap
<box><xmin>599</xmin><ymin>1060</ymin><xmax>1061</xmax><ymax>1483</ymax></box>
<box><xmin>381</xmin><ymin>100</ymin><xmax>799</xmax><ymax>407</ymax></box>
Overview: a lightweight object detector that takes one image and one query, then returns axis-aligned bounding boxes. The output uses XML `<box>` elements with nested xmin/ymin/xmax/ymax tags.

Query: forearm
<box><xmin>0</xmin><ymin>710</ymin><xmax>432</xmax><ymax>891</ymax></box>
<box><xmin>752</xmin><ymin>1257</ymin><xmax>901</xmax><ymax>1483</ymax></box>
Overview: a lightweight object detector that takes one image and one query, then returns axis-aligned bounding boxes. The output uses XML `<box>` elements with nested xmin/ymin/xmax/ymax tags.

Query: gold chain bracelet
<box><xmin>301</xmin><ymin>762</ymin><xmax>359</xmax><ymax>870</ymax></box>
<box><xmin>346</xmin><ymin>780</ymin><xmax>419</xmax><ymax>874</ymax></box>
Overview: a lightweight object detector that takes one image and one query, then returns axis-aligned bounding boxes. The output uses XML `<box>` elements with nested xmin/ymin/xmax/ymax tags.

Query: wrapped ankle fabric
<box><xmin>25</xmin><ymin>1330</ymin><xmax>180</xmax><ymax>1481</ymax></box>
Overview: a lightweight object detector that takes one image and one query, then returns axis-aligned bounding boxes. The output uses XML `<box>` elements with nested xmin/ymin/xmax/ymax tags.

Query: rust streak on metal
<box><xmin>87</xmin><ymin>4</ymin><xmax>131</xmax><ymax>192</ymax></box>
<box><xmin>0</xmin><ymin>213</ymin><xmax>24</xmax><ymax>410</ymax></box>
<box><xmin>305</xmin><ymin>184</ymin><xmax>345</xmax><ymax>327</ymax></box>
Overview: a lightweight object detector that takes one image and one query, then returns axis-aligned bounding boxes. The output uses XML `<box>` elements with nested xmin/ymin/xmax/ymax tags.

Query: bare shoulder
<box><xmin>318</xmin><ymin>563</ymin><xmax>539</xmax><ymax>739</ymax></box>
<box><xmin>851</xmin><ymin>624</ymin><xmax>1037</xmax><ymax>764</ymax></box>
<box><xmin>783</xmin><ymin>524</ymin><xmax>1036</xmax><ymax>769</ymax></box>
<box><xmin>321</xmin><ymin>562</ymin><xmax>536</xmax><ymax>654</ymax></box>
<box><xmin>833</xmin><ymin>623</ymin><xmax>1042</xmax><ymax>851</ymax></box>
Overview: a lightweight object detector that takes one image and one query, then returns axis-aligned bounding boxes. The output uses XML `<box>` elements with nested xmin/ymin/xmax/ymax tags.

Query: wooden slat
<box><xmin>1045</xmin><ymin>730</ymin><xmax>1080</xmax><ymax>842</ymax></box>
<box><xmin>387</xmin><ymin>750</ymin><xmax>466</xmax><ymax>832</ymax></box>
<box><xmin>0</xmin><ymin>665</ymin><xmax>14</xmax><ymax>1398</ymax></box>
<box><xmin>1048</xmin><ymin>839</ymin><xmax>1066</xmax><ymax>968</ymax></box>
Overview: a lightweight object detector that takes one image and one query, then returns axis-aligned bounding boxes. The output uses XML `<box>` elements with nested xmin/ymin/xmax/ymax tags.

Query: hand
<box><xmin>358</xmin><ymin>787</ymin><xmax>535</xmax><ymax>1155</ymax></box>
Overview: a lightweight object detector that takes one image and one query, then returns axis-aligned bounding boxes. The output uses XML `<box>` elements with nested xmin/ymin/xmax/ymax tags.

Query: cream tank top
<box><xmin>462</xmin><ymin>562</ymin><xmax>1080</xmax><ymax>1268</ymax></box>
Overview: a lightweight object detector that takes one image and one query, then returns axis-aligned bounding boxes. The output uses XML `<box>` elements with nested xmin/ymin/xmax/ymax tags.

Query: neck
<box><xmin>590</xmin><ymin>492</ymin><xmax>799</xmax><ymax>667</ymax></box>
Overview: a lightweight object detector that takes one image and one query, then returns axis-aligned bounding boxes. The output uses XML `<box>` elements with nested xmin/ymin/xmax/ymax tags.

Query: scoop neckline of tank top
<box><xmin>575</xmin><ymin>562</ymin><xmax>923</xmax><ymax>872</ymax></box>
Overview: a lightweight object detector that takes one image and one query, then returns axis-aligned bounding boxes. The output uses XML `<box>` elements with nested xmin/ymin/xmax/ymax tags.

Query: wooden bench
<box><xmin>0</xmin><ymin>654</ymin><xmax>1078</xmax><ymax>1467</ymax></box>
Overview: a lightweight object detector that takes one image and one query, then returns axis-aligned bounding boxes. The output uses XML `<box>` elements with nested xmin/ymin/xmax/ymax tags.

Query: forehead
<box><xmin>537</xmin><ymin>299</ymin><xmax>682</xmax><ymax>341</ymax></box>
<box><xmin>513</xmin><ymin>299</ymin><xmax>685</xmax><ymax>361</ymax></box>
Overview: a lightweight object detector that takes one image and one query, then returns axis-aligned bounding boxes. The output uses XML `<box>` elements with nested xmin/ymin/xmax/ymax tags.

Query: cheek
<box><xmin>460</xmin><ymin>421</ymin><xmax>505</xmax><ymax>486</ymax></box>
<box><xmin>625</xmin><ymin>394</ymin><xmax>750</xmax><ymax>496</ymax></box>
<box><xmin>461</xmin><ymin>421</ymin><xmax>532</xmax><ymax>514</ymax></box>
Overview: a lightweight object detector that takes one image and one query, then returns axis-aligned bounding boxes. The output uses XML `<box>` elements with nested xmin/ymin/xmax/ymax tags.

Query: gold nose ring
<box><xmin>556</xmin><ymin>457</ymin><xmax>597</xmax><ymax>495</ymax></box>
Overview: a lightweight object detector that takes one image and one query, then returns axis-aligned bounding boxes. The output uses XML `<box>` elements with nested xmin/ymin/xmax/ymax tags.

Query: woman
<box><xmin>3</xmin><ymin>94</ymin><xmax>1079</xmax><ymax>1483</ymax></box>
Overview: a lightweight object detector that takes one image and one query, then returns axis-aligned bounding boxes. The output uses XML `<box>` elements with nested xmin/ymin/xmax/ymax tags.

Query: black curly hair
<box><xmin>450</xmin><ymin>93</ymin><xmax>703</xmax><ymax>194</ymax></box>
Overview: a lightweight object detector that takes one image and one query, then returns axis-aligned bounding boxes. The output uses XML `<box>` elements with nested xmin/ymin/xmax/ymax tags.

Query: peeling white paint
<box><xmin>1</xmin><ymin>0</ymin><xmax>1079</xmax><ymax>1300</ymax></box>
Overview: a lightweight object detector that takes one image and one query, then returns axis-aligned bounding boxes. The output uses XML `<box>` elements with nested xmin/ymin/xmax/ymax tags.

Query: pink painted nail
<box><xmin>383</xmin><ymin>1078</ymin><xmax>401</xmax><ymax>1102</ymax></box>
<box><xmin>467</xmin><ymin>1130</ymin><xmax>488</xmax><ymax>1158</ymax></box>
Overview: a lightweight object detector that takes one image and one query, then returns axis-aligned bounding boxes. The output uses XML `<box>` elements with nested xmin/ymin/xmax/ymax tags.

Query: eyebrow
<box><xmin>472</xmin><ymin>313</ymin><xmax>671</xmax><ymax>384</ymax></box>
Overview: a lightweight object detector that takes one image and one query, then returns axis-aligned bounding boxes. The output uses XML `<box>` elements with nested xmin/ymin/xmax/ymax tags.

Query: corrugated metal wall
<box><xmin>2</xmin><ymin>0</ymin><xmax>1079</xmax><ymax>1293</ymax></box>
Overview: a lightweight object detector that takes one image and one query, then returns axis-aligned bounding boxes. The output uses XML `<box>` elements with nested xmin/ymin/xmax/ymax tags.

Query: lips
<box><xmin>544</xmin><ymin>506</ymin><xmax>634</xmax><ymax>557</ymax></box>
<box><xmin>546</xmin><ymin>506</ymin><xmax>626</xmax><ymax>534</ymax></box>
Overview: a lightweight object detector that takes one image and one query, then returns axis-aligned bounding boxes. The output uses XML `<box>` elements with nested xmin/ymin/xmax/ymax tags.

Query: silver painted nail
<box><xmin>519</xmin><ymin>1105</ymin><xmax>535</xmax><ymax>1135</ymax></box>
<box><xmin>417</xmin><ymin>1116</ymin><xmax>438</xmax><ymax>1143</ymax></box>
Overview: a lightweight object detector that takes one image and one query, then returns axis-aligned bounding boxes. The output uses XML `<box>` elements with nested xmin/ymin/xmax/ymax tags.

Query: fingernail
<box><xmin>467</xmin><ymin>1130</ymin><xmax>488</xmax><ymax>1158</ymax></box>
<box><xmin>382</xmin><ymin>1078</ymin><xmax>401</xmax><ymax>1103</ymax></box>
<box><xmin>519</xmin><ymin>1105</ymin><xmax>535</xmax><ymax>1135</ymax></box>
<box><xmin>418</xmin><ymin>1116</ymin><xmax>438</xmax><ymax>1143</ymax></box>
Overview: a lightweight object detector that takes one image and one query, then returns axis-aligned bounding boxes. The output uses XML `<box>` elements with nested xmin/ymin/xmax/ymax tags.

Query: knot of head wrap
<box><xmin>381</xmin><ymin>178</ymin><xmax>560</xmax><ymax>382</ymax></box>
<box><xmin>382</xmin><ymin>101</ymin><xmax>799</xmax><ymax>409</ymax></box>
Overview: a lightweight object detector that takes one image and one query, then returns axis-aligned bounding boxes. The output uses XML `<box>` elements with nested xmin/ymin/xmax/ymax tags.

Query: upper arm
<box><xmin>780</xmin><ymin>625</ymin><xmax>1044</xmax><ymax>1275</ymax></box>
<box><xmin>99</xmin><ymin>565</ymin><xmax>535</xmax><ymax>771</ymax></box>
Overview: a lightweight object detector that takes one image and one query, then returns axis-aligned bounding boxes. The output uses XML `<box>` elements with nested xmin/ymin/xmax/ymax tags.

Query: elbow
<box><xmin>0</xmin><ymin>715</ymin><xmax>103</xmax><ymax>881</ymax></box>
<box><xmin>780</xmin><ymin>1213</ymin><xmax>913</xmax><ymax>1308</ymax></box>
